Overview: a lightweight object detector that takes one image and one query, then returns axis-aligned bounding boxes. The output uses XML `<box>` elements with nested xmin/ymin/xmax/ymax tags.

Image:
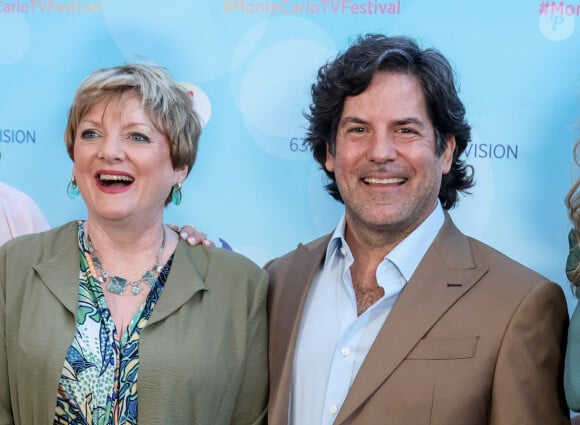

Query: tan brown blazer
<box><xmin>266</xmin><ymin>213</ymin><xmax>570</xmax><ymax>425</ymax></box>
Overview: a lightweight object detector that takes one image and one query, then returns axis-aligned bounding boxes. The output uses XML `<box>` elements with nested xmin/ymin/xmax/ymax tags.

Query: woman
<box><xmin>565</xmin><ymin>137</ymin><xmax>580</xmax><ymax>413</ymax></box>
<box><xmin>0</xmin><ymin>63</ymin><xmax>268</xmax><ymax>425</ymax></box>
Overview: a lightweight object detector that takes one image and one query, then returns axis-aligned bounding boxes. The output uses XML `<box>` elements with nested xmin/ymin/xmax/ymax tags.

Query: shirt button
<box><xmin>341</xmin><ymin>347</ymin><xmax>351</xmax><ymax>356</ymax></box>
<box><xmin>340</xmin><ymin>247</ymin><xmax>347</xmax><ymax>256</ymax></box>
<box><xmin>329</xmin><ymin>405</ymin><xmax>338</xmax><ymax>414</ymax></box>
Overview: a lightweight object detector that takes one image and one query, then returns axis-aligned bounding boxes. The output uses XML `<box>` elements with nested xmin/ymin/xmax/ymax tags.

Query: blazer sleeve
<box><xmin>0</xmin><ymin>245</ymin><xmax>15</xmax><ymax>425</ymax></box>
<box><xmin>566</xmin><ymin>301</ymin><xmax>580</xmax><ymax>412</ymax></box>
<box><xmin>230</xmin><ymin>269</ymin><xmax>269</xmax><ymax>425</ymax></box>
<box><xmin>490</xmin><ymin>281</ymin><xmax>570</xmax><ymax>424</ymax></box>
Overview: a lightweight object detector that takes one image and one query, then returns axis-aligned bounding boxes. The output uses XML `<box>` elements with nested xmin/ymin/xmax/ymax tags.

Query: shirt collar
<box><xmin>325</xmin><ymin>202</ymin><xmax>445</xmax><ymax>282</ymax></box>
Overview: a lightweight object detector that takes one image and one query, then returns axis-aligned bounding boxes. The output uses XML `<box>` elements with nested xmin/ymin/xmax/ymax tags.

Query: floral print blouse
<box><xmin>54</xmin><ymin>222</ymin><xmax>171</xmax><ymax>425</ymax></box>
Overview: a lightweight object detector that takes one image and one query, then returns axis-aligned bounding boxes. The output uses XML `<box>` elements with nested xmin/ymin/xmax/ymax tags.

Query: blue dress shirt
<box><xmin>289</xmin><ymin>203</ymin><xmax>445</xmax><ymax>425</ymax></box>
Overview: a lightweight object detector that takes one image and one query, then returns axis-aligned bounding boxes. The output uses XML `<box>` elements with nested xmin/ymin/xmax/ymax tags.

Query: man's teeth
<box><xmin>364</xmin><ymin>177</ymin><xmax>405</xmax><ymax>184</ymax></box>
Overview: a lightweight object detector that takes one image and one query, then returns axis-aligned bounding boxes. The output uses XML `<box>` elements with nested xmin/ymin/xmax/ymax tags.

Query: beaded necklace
<box><xmin>84</xmin><ymin>226</ymin><xmax>166</xmax><ymax>296</ymax></box>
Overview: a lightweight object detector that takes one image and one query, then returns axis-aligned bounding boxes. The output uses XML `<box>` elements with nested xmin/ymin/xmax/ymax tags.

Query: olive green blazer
<box><xmin>0</xmin><ymin>221</ymin><xmax>268</xmax><ymax>425</ymax></box>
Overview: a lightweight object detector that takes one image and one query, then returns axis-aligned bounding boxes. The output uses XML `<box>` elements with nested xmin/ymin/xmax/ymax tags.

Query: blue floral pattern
<box><xmin>54</xmin><ymin>222</ymin><xmax>171</xmax><ymax>425</ymax></box>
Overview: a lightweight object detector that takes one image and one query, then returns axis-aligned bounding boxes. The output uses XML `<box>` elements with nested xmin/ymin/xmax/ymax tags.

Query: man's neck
<box><xmin>343</xmin><ymin>220</ymin><xmax>407</xmax><ymax>315</ymax></box>
<box><xmin>344</xmin><ymin>221</ymin><xmax>409</xmax><ymax>266</ymax></box>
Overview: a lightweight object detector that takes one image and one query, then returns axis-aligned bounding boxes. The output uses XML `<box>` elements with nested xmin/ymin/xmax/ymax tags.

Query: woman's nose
<box><xmin>97</xmin><ymin>135</ymin><xmax>125</xmax><ymax>162</ymax></box>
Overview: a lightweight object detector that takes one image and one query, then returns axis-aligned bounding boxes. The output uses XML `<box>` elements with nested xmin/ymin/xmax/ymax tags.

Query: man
<box><xmin>265</xmin><ymin>34</ymin><xmax>570</xmax><ymax>424</ymax></box>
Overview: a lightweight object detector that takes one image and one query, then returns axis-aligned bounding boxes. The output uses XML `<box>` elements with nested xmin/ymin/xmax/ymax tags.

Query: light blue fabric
<box><xmin>566</xmin><ymin>302</ymin><xmax>580</xmax><ymax>412</ymax></box>
<box><xmin>565</xmin><ymin>228</ymin><xmax>580</xmax><ymax>412</ymax></box>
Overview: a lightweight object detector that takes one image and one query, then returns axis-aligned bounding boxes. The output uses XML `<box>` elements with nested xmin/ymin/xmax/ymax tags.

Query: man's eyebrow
<box><xmin>338</xmin><ymin>116</ymin><xmax>369</xmax><ymax>127</ymax></box>
<box><xmin>339</xmin><ymin>116</ymin><xmax>428</xmax><ymax>128</ymax></box>
<box><xmin>393</xmin><ymin>117</ymin><xmax>427</xmax><ymax>128</ymax></box>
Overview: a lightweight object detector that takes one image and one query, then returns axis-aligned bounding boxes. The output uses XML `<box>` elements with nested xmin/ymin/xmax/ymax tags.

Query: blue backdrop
<box><xmin>1</xmin><ymin>0</ymin><xmax>579</xmax><ymax>312</ymax></box>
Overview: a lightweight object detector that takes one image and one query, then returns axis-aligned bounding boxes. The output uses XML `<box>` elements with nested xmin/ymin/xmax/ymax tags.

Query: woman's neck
<box><xmin>83</xmin><ymin>216</ymin><xmax>177</xmax><ymax>281</ymax></box>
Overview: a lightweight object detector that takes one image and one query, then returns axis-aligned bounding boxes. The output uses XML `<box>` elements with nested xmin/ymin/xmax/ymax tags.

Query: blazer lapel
<box><xmin>147</xmin><ymin>241</ymin><xmax>207</xmax><ymax>326</ymax></box>
<box><xmin>33</xmin><ymin>221</ymin><xmax>80</xmax><ymax>316</ymax></box>
<box><xmin>336</xmin><ymin>214</ymin><xmax>488</xmax><ymax>424</ymax></box>
<box><xmin>35</xmin><ymin>231</ymin><xmax>207</xmax><ymax>325</ymax></box>
<box><xmin>268</xmin><ymin>235</ymin><xmax>331</xmax><ymax>425</ymax></box>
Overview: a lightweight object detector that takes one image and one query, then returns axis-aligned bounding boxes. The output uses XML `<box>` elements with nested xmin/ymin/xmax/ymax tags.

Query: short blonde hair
<box><xmin>64</xmin><ymin>63</ymin><xmax>201</xmax><ymax>175</ymax></box>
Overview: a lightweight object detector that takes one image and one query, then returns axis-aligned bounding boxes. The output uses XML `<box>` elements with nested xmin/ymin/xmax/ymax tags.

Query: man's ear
<box><xmin>325</xmin><ymin>145</ymin><xmax>335</xmax><ymax>173</ymax></box>
<box><xmin>441</xmin><ymin>135</ymin><xmax>456</xmax><ymax>174</ymax></box>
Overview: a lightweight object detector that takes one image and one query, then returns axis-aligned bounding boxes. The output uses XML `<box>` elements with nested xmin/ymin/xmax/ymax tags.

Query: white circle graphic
<box><xmin>178</xmin><ymin>82</ymin><xmax>212</xmax><ymax>128</ymax></box>
<box><xmin>539</xmin><ymin>12</ymin><xmax>575</xmax><ymax>41</ymax></box>
<box><xmin>0</xmin><ymin>14</ymin><xmax>30</xmax><ymax>64</ymax></box>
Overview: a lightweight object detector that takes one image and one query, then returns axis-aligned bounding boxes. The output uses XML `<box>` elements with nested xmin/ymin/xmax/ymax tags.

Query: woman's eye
<box><xmin>80</xmin><ymin>129</ymin><xmax>99</xmax><ymax>139</ymax></box>
<box><xmin>129</xmin><ymin>133</ymin><xmax>150</xmax><ymax>143</ymax></box>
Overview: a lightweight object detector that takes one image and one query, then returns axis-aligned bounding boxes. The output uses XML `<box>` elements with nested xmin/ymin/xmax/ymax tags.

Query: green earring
<box><xmin>171</xmin><ymin>182</ymin><xmax>182</xmax><ymax>205</ymax></box>
<box><xmin>67</xmin><ymin>176</ymin><xmax>79</xmax><ymax>199</ymax></box>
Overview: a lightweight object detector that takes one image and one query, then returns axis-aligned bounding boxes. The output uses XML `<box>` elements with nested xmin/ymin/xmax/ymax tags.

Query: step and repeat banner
<box><xmin>1</xmin><ymin>0</ymin><xmax>579</xmax><ymax>309</ymax></box>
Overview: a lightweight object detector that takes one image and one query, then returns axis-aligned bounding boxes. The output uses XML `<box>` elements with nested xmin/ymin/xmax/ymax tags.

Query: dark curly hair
<box><xmin>305</xmin><ymin>34</ymin><xmax>473</xmax><ymax>210</ymax></box>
